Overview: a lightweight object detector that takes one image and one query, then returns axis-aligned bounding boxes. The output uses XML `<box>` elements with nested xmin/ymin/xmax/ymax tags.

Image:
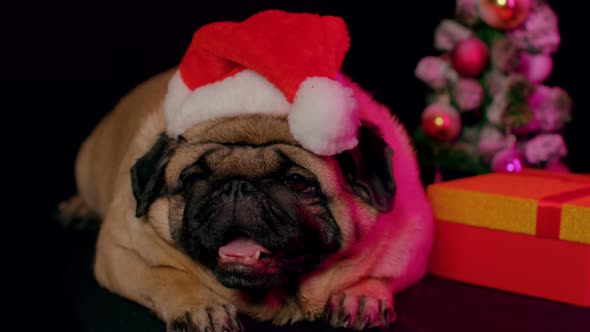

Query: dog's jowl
<box><xmin>62</xmin><ymin>10</ymin><xmax>434</xmax><ymax>332</ymax></box>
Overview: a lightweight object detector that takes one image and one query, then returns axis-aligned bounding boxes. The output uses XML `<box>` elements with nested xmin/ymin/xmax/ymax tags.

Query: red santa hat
<box><xmin>163</xmin><ymin>9</ymin><xmax>360</xmax><ymax>156</ymax></box>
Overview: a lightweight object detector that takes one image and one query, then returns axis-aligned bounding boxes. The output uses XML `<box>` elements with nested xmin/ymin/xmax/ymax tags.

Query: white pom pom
<box><xmin>288</xmin><ymin>77</ymin><xmax>360</xmax><ymax>156</ymax></box>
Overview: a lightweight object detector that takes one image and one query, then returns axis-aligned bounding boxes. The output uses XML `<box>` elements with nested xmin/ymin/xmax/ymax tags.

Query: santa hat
<box><xmin>164</xmin><ymin>9</ymin><xmax>360</xmax><ymax>156</ymax></box>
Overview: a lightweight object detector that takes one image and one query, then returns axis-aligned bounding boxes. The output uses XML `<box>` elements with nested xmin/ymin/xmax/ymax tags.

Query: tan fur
<box><xmin>70</xmin><ymin>68</ymin><xmax>432</xmax><ymax>331</ymax></box>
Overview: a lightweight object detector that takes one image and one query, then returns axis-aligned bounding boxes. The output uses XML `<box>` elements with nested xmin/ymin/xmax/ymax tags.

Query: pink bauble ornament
<box><xmin>451</xmin><ymin>37</ymin><xmax>489</xmax><ymax>77</ymax></box>
<box><xmin>518</xmin><ymin>53</ymin><xmax>553</xmax><ymax>84</ymax></box>
<box><xmin>421</xmin><ymin>103</ymin><xmax>462</xmax><ymax>142</ymax></box>
<box><xmin>491</xmin><ymin>146</ymin><xmax>527</xmax><ymax>173</ymax></box>
<box><xmin>478</xmin><ymin>0</ymin><xmax>531</xmax><ymax>30</ymax></box>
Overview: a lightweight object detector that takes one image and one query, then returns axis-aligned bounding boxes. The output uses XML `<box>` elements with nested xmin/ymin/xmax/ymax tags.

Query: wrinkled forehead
<box><xmin>183</xmin><ymin>114</ymin><xmax>299</xmax><ymax>147</ymax></box>
<box><xmin>164</xmin><ymin>114</ymin><xmax>337</xmax><ymax>183</ymax></box>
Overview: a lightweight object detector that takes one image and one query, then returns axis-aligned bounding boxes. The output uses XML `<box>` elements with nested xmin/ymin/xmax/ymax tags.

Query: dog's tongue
<box><xmin>219</xmin><ymin>237</ymin><xmax>270</xmax><ymax>258</ymax></box>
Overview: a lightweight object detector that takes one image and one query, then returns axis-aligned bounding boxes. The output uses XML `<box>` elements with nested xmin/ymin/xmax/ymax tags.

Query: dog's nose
<box><xmin>222</xmin><ymin>179</ymin><xmax>257</xmax><ymax>201</ymax></box>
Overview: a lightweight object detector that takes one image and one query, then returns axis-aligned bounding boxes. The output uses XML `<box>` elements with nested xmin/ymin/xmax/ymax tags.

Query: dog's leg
<box><xmin>301</xmin><ymin>270</ymin><xmax>397</xmax><ymax>330</ymax></box>
<box><xmin>299</xmin><ymin>208</ymin><xmax>433</xmax><ymax>330</ymax></box>
<box><xmin>324</xmin><ymin>277</ymin><xmax>395</xmax><ymax>330</ymax></box>
<box><xmin>94</xmin><ymin>228</ymin><xmax>243</xmax><ymax>332</ymax></box>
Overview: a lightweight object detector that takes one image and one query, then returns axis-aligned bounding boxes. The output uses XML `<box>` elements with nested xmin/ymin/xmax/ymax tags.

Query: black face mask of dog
<box><xmin>130</xmin><ymin>120</ymin><xmax>395</xmax><ymax>292</ymax></box>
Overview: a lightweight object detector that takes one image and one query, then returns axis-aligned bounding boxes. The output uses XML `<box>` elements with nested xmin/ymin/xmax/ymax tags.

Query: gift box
<box><xmin>426</xmin><ymin>169</ymin><xmax>590</xmax><ymax>306</ymax></box>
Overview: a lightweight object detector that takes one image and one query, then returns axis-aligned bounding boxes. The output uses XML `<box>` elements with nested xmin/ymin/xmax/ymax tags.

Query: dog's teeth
<box><xmin>254</xmin><ymin>251</ymin><xmax>261</xmax><ymax>260</ymax></box>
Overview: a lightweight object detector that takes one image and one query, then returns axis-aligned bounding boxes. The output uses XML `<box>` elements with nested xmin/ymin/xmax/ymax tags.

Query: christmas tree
<box><xmin>413</xmin><ymin>0</ymin><xmax>572</xmax><ymax>181</ymax></box>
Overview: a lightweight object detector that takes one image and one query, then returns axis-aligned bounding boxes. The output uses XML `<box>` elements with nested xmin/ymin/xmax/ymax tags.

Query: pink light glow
<box><xmin>506</xmin><ymin>158</ymin><xmax>523</xmax><ymax>172</ymax></box>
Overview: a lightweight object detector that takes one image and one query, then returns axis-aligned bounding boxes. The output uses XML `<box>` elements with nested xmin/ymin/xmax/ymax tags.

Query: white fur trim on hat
<box><xmin>165</xmin><ymin>69</ymin><xmax>290</xmax><ymax>137</ymax></box>
<box><xmin>288</xmin><ymin>77</ymin><xmax>360</xmax><ymax>156</ymax></box>
<box><xmin>163</xmin><ymin>71</ymin><xmax>191</xmax><ymax>124</ymax></box>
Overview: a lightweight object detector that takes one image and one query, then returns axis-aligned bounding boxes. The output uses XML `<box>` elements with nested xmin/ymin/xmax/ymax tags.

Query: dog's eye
<box><xmin>182</xmin><ymin>172</ymin><xmax>201</xmax><ymax>184</ymax></box>
<box><xmin>180</xmin><ymin>168</ymin><xmax>206</xmax><ymax>188</ymax></box>
<box><xmin>284</xmin><ymin>174</ymin><xmax>316</xmax><ymax>193</ymax></box>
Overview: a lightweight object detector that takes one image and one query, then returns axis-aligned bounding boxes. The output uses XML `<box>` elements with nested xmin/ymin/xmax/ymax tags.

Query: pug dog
<box><xmin>61</xmin><ymin>10</ymin><xmax>433</xmax><ymax>332</ymax></box>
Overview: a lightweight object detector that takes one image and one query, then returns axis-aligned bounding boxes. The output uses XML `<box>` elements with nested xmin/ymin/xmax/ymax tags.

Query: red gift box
<box><xmin>426</xmin><ymin>169</ymin><xmax>590</xmax><ymax>306</ymax></box>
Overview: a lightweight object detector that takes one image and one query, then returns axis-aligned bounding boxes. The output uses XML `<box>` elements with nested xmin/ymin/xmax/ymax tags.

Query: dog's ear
<box><xmin>131</xmin><ymin>133</ymin><xmax>178</xmax><ymax>218</ymax></box>
<box><xmin>335</xmin><ymin>121</ymin><xmax>395</xmax><ymax>212</ymax></box>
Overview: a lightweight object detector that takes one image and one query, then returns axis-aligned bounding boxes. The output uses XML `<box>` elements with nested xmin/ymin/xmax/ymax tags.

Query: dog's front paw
<box><xmin>167</xmin><ymin>304</ymin><xmax>243</xmax><ymax>332</ymax></box>
<box><xmin>323</xmin><ymin>280</ymin><xmax>396</xmax><ymax>330</ymax></box>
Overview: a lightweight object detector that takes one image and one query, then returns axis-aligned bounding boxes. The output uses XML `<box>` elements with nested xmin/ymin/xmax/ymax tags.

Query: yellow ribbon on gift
<box><xmin>427</xmin><ymin>170</ymin><xmax>590</xmax><ymax>245</ymax></box>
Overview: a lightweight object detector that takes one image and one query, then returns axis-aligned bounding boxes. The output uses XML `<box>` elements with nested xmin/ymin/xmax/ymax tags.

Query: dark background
<box><xmin>4</xmin><ymin>1</ymin><xmax>589</xmax><ymax>331</ymax></box>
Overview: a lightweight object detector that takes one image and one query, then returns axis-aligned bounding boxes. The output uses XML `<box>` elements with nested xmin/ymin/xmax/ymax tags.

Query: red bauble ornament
<box><xmin>421</xmin><ymin>103</ymin><xmax>462</xmax><ymax>142</ymax></box>
<box><xmin>451</xmin><ymin>37</ymin><xmax>489</xmax><ymax>78</ymax></box>
<box><xmin>478</xmin><ymin>0</ymin><xmax>531</xmax><ymax>30</ymax></box>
